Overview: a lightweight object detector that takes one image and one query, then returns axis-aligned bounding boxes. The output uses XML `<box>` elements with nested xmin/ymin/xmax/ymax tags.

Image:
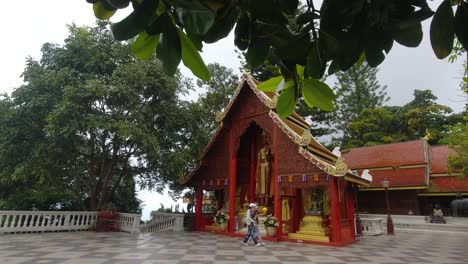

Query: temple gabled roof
<box><xmin>343</xmin><ymin>140</ymin><xmax>428</xmax><ymax>169</ymax></box>
<box><xmin>342</xmin><ymin>140</ymin><xmax>430</xmax><ymax>189</ymax></box>
<box><xmin>430</xmin><ymin>145</ymin><xmax>451</xmax><ymax>175</ymax></box>
<box><xmin>427</xmin><ymin>145</ymin><xmax>468</xmax><ymax>193</ymax></box>
<box><xmin>180</xmin><ymin>74</ymin><xmax>370</xmax><ymax>186</ymax></box>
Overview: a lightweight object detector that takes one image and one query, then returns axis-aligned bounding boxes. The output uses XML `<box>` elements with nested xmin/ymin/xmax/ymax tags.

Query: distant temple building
<box><xmin>181</xmin><ymin>74</ymin><xmax>371</xmax><ymax>246</ymax></box>
<box><xmin>343</xmin><ymin>140</ymin><xmax>468</xmax><ymax>216</ymax></box>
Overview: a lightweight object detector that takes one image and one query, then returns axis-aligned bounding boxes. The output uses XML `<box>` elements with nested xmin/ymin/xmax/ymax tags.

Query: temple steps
<box><xmin>287</xmin><ymin>215</ymin><xmax>330</xmax><ymax>242</ymax></box>
<box><xmin>288</xmin><ymin>232</ymin><xmax>330</xmax><ymax>242</ymax></box>
<box><xmin>294</xmin><ymin>230</ymin><xmax>327</xmax><ymax>236</ymax></box>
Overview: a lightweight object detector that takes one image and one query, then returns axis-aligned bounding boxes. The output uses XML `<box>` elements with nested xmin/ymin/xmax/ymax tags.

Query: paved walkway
<box><xmin>0</xmin><ymin>229</ymin><xmax>467</xmax><ymax>263</ymax></box>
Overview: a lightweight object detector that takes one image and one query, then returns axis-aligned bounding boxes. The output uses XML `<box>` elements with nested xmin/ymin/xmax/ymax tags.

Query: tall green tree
<box><xmin>444</xmin><ymin>42</ymin><xmax>467</xmax><ymax>177</ymax></box>
<box><xmin>404</xmin><ymin>90</ymin><xmax>455</xmax><ymax>142</ymax></box>
<box><xmin>344</xmin><ymin>90</ymin><xmax>462</xmax><ymax>148</ymax></box>
<box><xmin>0</xmin><ymin>58</ymin><xmax>76</xmax><ymax>210</ymax></box>
<box><xmin>0</xmin><ymin>23</ymin><xmax>188</xmax><ymax>212</ymax></box>
<box><xmin>444</xmin><ymin>116</ymin><xmax>468</xmax><ymax>177</ymax></box>
<box><xmin>344</xmin><ymin>107</ymin><xmax>408</xmax><ymax>148</ymax></box>
<box><xmin>334</xmin><ymin>62</ymin><xmax>389</xmax><ymax>139</ymax></box>
<box><xmin>196</xmin><ymin>63</ymin><xmax>239</xmax><ymax>126</ymax></box>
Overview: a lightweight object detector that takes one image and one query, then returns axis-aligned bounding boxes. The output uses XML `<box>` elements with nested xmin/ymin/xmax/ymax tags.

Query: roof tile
<box><xmin>429</xmin><ymin>145</ymin><xmax>451</xmax><ymax>174</ymax></box>
<box><xmin>343</xmin><ymin>140</ymin><xmax>427</xmax><ymax>169</ymax></box>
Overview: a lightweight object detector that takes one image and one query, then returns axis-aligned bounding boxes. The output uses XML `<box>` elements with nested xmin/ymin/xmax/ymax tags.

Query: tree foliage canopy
<box><xmin>341</xmin><ymin>89</ymin><xmax>461</xmax><ymax>148</ymax></box>
<box><xmin>333</xmin><ymin>62</ymin><xmax>389</xmax><ymax>138</ymax></box>
<box><xmin>0</xmin><ymin>22</ymin><xmax>190</xmax><ymax>211</ymax></box>
<box><xmin>86</xmin><ymin>0</ymin><xmax>468</xmax><ymax>117</ymax></box>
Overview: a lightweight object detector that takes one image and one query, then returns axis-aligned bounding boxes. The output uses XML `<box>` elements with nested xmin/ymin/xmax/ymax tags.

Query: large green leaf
<box><xmin>174</xmin><ymin>0</ymin><xmax>216</xmax><ymax>35</ymax></box>
<box><xmin>248</xmin><ymin>0</ymin><xmax>288</xmax><ymax>24</ymax></box>
<box><xmin>110</xmin><ymin>0</ymin><xmax>159</xmax><ymax>40</ymax></box>
<box><xmin>319</xmin><ymin>30</ymin><xmax>338</xmax><ymax>62</ymax></box>
<box><xmin>296</xmin><ymin>65</ymin><xmax>305</xmax><ymax>79</ymax></box>
<box><xmin>187</xmin><ymin>32</ymin><xmax>203</xmax><ymax>51</ymax></box>
<box><xmin>274</xmin><ymin>33</ymin><xmax>310</xmax><ymax>65</ymax></box>
<box><xmin>256</xmin><ymin>23</ymin><xmax>293</xmax><ymax>48</ymax></box>
<box><xmin>147</xmin><ymin>14</ymin><xmax>164</xmax><ymax>35</ymax></box>
<box><xmin>257</xmin><ymin>76</ymin><xmax>283</xmax><ymax>92</ymax></box>
<box><xmin>246</xmin><ymin>38</ymin><xmax>270</xmax><ymax>68</ymax></box>
<box><xmin>278</xmin><ymin>0</ymin><xmax>299</xmax><ymax>15</ymax></box>
<box><xmin>365</xmin><ymin>48</ymin><xmax>385</xmax><ymax>67</ymax></box>
<box><xmin>306</xmin><ymin>44</ymin><xmax>325</xmax><ymax>79</ymax></box>
<box><xmin>455</xmin><ymin>2</ymin><xmax>468</xmax><ymax>51</ymax></box>
<box><xmin>156</xmin><ymin>14</ymin><xmax>182</xmax><ymax>75</ymax></box>
<box><xmin>393</xmin><ymin>22</ymin><xmax>423</xmax><ymax>47</ymax></box>
<box><xmin>430</xmin><ymin>0</ymin><xmax>455</xmax><ymax>59</ymax></box>
<box><xmin>365</xmin><ymin>30</ymin><xmax>388</xmax><ymax>67</ymax></box>
<box><xmin>132</xmin><ymin>31</ymin><xmax>159</xmax><ymax>59</ymax></box>
<box><xmin>337</xmin><ymin>36</ymin><xmax>363</xmax><ymax>71</ymax></box>
<box><xmin>106</xmin><ymin>0</ymin><xmax>130</xmax><ymax>9</ymax></box>
<box><xmin>302</xmin><ymin>78</ymin><xmax>335</xmax><ymax>111</ymax></box>
<box><xmin>177</xmin><ymin>28</ymin><xmax>211</xmax><ymax>81</ymax></box>
<box><xmin>276</xmin><ymin>82</ymin><xmax>296</xmax><ymax>118</ymax></box>
<box><xmin>93</xmin><ymin>1</ymin><xmax>117</xmax><ymax>20</ymax></box>
<box><xmin>203</xmin><ymin>4</ymin><xmax>239</xmax><ymax>43</ymax></box>
<box><xmin>234</xmin><ymin>13</ymin><xmax>251</xmax><ymax>50</ymax></box>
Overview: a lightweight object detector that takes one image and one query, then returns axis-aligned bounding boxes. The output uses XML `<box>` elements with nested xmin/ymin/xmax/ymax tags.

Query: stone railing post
<box><xmin>174</xmin><ymin>214</ymin><xmax>184</xmax><ymax>231</ymax></box>
<box><xmin>64</xmin><ymin>214</ymin><xmax>71</xmax><ymax>231</ymax></box>
<box><xmin>131</xmin><ymin>214</ymin><xmax>141</xmax><ymax>234</ymax></box>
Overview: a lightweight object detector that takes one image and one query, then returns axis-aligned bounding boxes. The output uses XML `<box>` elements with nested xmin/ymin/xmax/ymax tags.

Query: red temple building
<box><xmin>343</xmin><ymin>140</ymin><xmax>468</xmax><ymax>216</ymax></box>
<box><xmin>181</xmin><ymin>74</ymin><xmax>371</xmax><ymax>246</ymax></box>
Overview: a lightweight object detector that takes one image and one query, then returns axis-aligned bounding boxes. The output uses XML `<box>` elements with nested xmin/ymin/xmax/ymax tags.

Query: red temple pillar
<box><xmin>346</xmin><ymin>183</ymin><xmax>356</xmax><ymax>240</ymax></box>
<box><xmin>195</xmin><ymin>187</ymin><xmax>203</xmax><ymax>231</ymax></box>
<box><xmin>331</xmin><ymin>177</ymin><xmax>341</xmax><ymax>242</ymax></box>
<box><xmin>273</xmin><ymin>126</ymin><xmax>282</xmax><ymax>238</ymax></box>
<box><xmin>228</xmin><ymin>128</ymin><xmax>237</xmax><ymax>233</ymax></box>
<box><xmin>292</xmin><ymin>188</ymin><xmax>299</xmax><ymax>233</ymax></box>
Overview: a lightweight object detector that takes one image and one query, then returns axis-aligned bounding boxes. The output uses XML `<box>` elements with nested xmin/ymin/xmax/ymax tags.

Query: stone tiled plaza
<box><xmin>1</xmin><ymin>229</ymin><xmax>467</xmax><ymax>264</ymax></box>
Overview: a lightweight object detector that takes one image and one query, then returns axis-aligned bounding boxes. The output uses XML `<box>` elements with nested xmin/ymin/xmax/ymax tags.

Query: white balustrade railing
<box><xmin>117</xmin><ymin>213</ymin><xmax>141</xmax><ymax>234</ymax></box>
<box><xmin>360</xmin><ymin>217</ymin><xmax>384</xmax><ymax>236</ymax></box>
<box><xmin>141</xmin><ymin>212</ymin><xmax>184</xmax><ymax>233</ymax></box>
<box><xmin>0</xmin><ymin>211</ymin><xmax>98</xmax><ymax>234</ymax></box>
<box><xmin>0</xmin><ymin>211</ymin><xmax>145</xmax><ymax>234</ymax></box>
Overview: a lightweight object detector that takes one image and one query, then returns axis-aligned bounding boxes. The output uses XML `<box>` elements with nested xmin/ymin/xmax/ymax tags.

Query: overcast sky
<box><xmin>0</xmin><ymin>1</ymin><xmax>465</xmax><ymax>218</ymax></box>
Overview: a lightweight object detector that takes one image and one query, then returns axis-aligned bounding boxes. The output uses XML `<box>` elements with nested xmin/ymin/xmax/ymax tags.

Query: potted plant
<box><xmin>214</xmin><ymin>211</ymin><xmax>229</xmax><ymax>231</ymax></box>
<box><xmin>264</xmin><ymin>215</ymin><xmax>279</xmax><ymax>236</ymax></box>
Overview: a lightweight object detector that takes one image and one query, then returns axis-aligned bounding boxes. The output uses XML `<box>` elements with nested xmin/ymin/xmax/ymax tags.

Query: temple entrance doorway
<box><xmin>287</xmin><ymin>186</ymin><xmax>331</xmax><ymax>242</ymax></box>
<box><xmin>235</xmin><ymin>123</ymin><xmax>274</xmax><ymax>232</ymax></box>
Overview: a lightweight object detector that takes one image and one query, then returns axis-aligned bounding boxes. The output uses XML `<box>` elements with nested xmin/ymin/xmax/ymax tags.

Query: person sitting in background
<box><xmin>430</xmin><ymin>204</ymin><xmax>446</xmax><ymax>224</ymax></box>
<box><xmin>433</xmin><ymin>204</ymin><xmax>444</xmax><ymax>217</ymax></box>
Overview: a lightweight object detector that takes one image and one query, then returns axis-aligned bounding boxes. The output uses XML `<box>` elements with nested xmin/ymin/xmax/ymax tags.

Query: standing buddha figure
<box><xmin>255</xmin><ymin>132</ymin><xmax>272</xmax><ymax>204</ymax></box>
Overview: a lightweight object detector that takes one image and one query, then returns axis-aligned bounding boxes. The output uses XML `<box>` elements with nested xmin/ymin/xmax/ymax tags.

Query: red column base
<box><xmin>387</xmin><ymin>215</ymin><xmax>394</xmax><ymax>235</ymax></box>
<box><xmin>355</xmin><ymin>216</ymin><xmax>363</xmax><ymax>236</ymax></box>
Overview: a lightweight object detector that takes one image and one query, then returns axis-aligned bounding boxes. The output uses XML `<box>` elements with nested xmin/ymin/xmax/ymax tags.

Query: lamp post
<box><xmin>382</xmin><ymin>178</ymin><xmax>394</xmax><ymax>235</ymax></box>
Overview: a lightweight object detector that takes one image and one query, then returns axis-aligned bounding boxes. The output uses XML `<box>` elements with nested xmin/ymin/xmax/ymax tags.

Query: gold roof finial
<box><xmin>265</xmin><ymin>94</ymin><xmax>278</xmax><ymax>109</ymax></box>
<box><xmin>215</xmin><ymin>111</ymin><xmax>224</xmax><ymax>123</ymax></box>
<box><xmin>422</xmin><ymin>128</ymin><xmax>432</xmax><ymax>141</ymax></box>
<box><xmin>295</xmin><ymin>129</ymin><xmax>312</xmax><ymax>146</ymax></box>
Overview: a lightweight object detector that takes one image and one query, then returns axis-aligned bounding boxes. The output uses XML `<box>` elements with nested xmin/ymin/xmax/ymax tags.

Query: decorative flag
<box><xmin>313</xmin><ymin>173</ymin><xmax>319</xmax><ymax>182</ymax></box>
